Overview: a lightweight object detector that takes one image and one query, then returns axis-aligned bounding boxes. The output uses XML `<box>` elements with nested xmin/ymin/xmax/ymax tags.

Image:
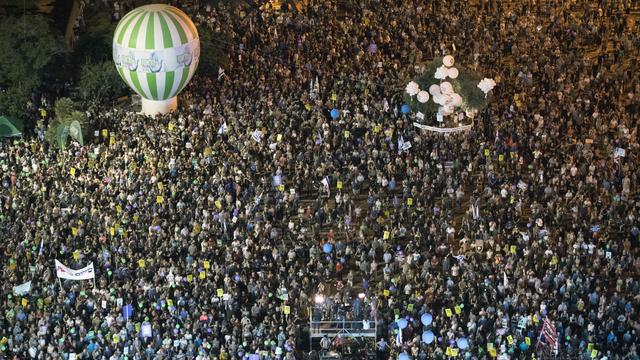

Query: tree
<box><xmin>79</xmin><ymin>60</ymin><xmax>127</xmax><ymax>103</ymax></box>
<box><xmin>197</xmin><ymin>26</ymin><xmax>231</xmax><ymax>77</ymax></box>
<box><xmin>0</xmin><ymin>15</ymin><xmax>64</xmax><ymax>119</ymax></box>
<box><xmin>45</xmin><ymin>98</ymin><xmax>87</xmax><ymax>147</ymax></box>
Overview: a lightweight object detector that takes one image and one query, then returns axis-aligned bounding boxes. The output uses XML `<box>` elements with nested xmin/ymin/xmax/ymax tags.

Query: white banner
<box><xmin>413</xmin><ymin>122</ymin><xmax>473</xmax><ymax>133</ymax></box>
<box><xmin>13</xmin><ymin>281</ymin><xmax>32</xmax><ymax>296</ymax></box>
<box><xmin>55</xmin><ymin>260</ymin><xmax>95</xmax><ymax>280</ymax></box>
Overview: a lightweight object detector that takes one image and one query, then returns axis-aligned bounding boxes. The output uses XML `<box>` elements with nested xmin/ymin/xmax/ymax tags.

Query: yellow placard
<box><xmin>70</xmin><ymin>167</ymin><xmax>76</xmax><ymax>176</ymax></box>
<box><xmin>383</xmin><ymin>290</ymin><xmax>390</xmax><ymax>297</ymax></box>
<box><xmin>217</xmin><ymin>288</ymin><xmax>224</xmax><ymax>297</ymax></box>
<box><xmin>167</xmin><ymin>299</ymin><xmax>173</xmax><ymax>307</ymax></box>
<box><xmin>331</xmin><ymin>93</ymin><xmax>337</xmax><ymax>101</ymax></box>
<box><xmin>283</xmin><ymin>306</ymin><xmax>291</xmax><ymax>315</ymax></box>
<box><xmin>304</xmin><ymin>103</ymin><xmax>312</xmax><ymax>111</ymax></box>
<box><xmin>344</xmin><ymin>130</ymin><xmax>350</xmax><ymax>138</ymax></box>
<box><xmin>587</xmin><ymin>343</ymin><xmax>594</xmax><ymax>351</ymax></box>
<box><xmin>499</xmin><ymin>154</ymin><xmax>504</xmax><ymax>162</ymax></box>
<box><xmin>138</xmin><ymin>259</ymin><xmax>145</xmax><ymax>268</ymax></box>
<box><xmin>168</xmin><ymin>122</ymin><xmax>174</xmax><ymax>131</ymax></box>
<box><xmin>156</xmin><ymin>196</ymin><xmax>163</xmax><ymax>204</ymax></box>
<box><xmin>489</xmin><ymin>348</ymin><xmax>497</xmax><ymax>357</ymax></box>
<box><xmin>407</xmin><ymin>304</ymin><xmax>414</xmax><ymax>311</ymax></box>
<box><xmin>551</xmin><ymin>256</ymin><xmax>558</xmax><ymax>265</ymax></box>
<box><xmin>337</xmin><ymin>181</ymin><xmax>343</xmax><ymax>189</ymax></box>
<box><xmin>109</xmin><ymin>135</ymin><xmax>115</xmax><ymax>146</ymax></box>
<box><xmin>484</xmin><ymin>149</ymin><xmax>490</xmax><ymax>156</ymax></box>
<box><xmin>384</xmin><ymin>211</ymin><xmax>390</xmax><ymax>218</ymax></box>
<box><xmin>446</xmin><ymin>347</ymin><xmax>452</xmax><ymax>356</ymax></box>
<box><xmin>157</xmin><ymin>182</ymin><xmax>163</xmax><ymax>191</ymax></box>
<box><xmin>591</xmin><ymin>350</ymin><xmax>598</xmax><ymax>358</ymax></box>
<box><xmin>215</xmin><ymin>200</ymin><xmax>222</xmax><ymax>209</ymax></box>
<box><xmin>373</xmin><ymin>125</ymin><xmax>381</xmax><ymax>133</ymax></box>
<box><xmin>41</xmin><ymin>109</ymin><xmax>47</xmax><ymax>118</ymax></box>
<box><xmin>487</xmin><ymin>343</ymin><xmax>494</xmax><ymax>351</ymax></box>
<box><xmin>507</xmin><ymin>335</ymin><xmax>514</xmax><ymax>345</ymax></box>
<box><xmin>71</xmin><ymin>227</ymin><xmax>78</xmax><ymax>236</ymax></box>
<box><xmin>113</xmin><ymin>334</ymin><xmax>119</xmax><ymax>344</ymax></box>
<box><xmin>199</xmin><ymin>271</ymin><xmax>206</xmax><ymax>279</ymax></box>
<box><xmin>187</xmin><ymin>275</ymin><xmax>193</xmax><ymax>282</ymax></box>
<box><xmin>22</xmin><ymin>298</ymin><xmax>28</xmax><ymax>307</ymax></box>
<box><xmin>525</xmin><ymin>337</ymin><xmax>531</xmax><ymax>346</ymax></box>
<box><xmin>73</xmin><ymin>250</ymin><xmax>80</xmax><ymax>261</ymax></box>
<box><xmin>533</xmin><ymin>314</ymin><xmax>539</xmax><ymax>324</ymax></box>
<box><xmin>450</xmin><ymin>348</ymin><xmax>459</xmax><ymax>356</ymax></box>
<box><xmin>407</xmin><ymin>198</ymin><xmax>413</xmax><ymax>206</ymax></box>
<box><xmin>204</xmin><ymin>147</ymin><xmax>212</xmax><ymax>156</ymax></box>
<box><xmin>101</xmin><ymin>129</ymin><xmax>108</xmax><ymax>137</ymax></box>
<box><xmin>454</xmin><ymin>305</ymin><xmax>461</xmax><ymax>314</ymax></box>
<box><xmin>203</xmin><ymin>260</ymin><xmax>211</xmax><ymax>269</ymax></box>
<box><xmin>383</xmin><ymin>231</ymin><xmax>390</xmax><ymax>240</ymax></box>
<box><xmin>279</xmin><ymin>184</ymin><xmax>285</xmax><ymax>192</ymax></box>
<box><xmin>116</xmin><ymin>205</ymin><xmax>122</xmax><ymax>214</ymax></box>
<box><xmin>445</xmin><ymin>308</ymin><xmax>453</xmax><ymax>317</ymax></box>
<box><xmin>277</xmin><ymin>134</ymin><xmax>282</xmax><ymax>142</ymax></box>
<box><xmin>510</xmin><ymin>245</ymin><xmax>516</xmax><ymax>254</ymax></box>
<box><xmin>110</xmin><ymin>227</ymin><xmax>115</xmax><ymax>236</ymax></box>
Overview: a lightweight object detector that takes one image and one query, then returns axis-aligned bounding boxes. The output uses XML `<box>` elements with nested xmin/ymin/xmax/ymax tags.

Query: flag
<box><xmin>38</xmin><ymin>238</ymin><xmax>44</xmax><ymax>256</ymax></box>
<box><xmin>503</xmin><ymin>272</ymin><xmax>509</xmax><ymax>288</ymax></box>
<box><xmin>123</xmin><ymin>304</ymin><xmax>134</xmax><ymax>320</ymax></box>
<box><xmin>218</xmin><ymin>67</ymin><xmax>226</xmax><ymax>80</ymax></box>
<box><xmin>453</xmin><ymin>255</ymin><xmax>465</xmax><ymax>263</ymax></box>
<box><xmin>13</xmin><ymin>281</ymin><xmax>32</xmax><ymax>296</ymax></box>
<box><xmin>541</xmin><ymin>317</ymin><xmax>558</xmax><ymax>351</ymax></box>
<box><xmin>218</xmin><ymin>122</ymin><xmax>227</xmax><ymax>135</ymax></box>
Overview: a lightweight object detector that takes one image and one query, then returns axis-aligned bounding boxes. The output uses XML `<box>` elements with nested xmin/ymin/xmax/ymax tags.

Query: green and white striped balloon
<box><xmin>113</xmin><ymin>4</ymin><xmax>200</xmax><ymax>101</ymax></box>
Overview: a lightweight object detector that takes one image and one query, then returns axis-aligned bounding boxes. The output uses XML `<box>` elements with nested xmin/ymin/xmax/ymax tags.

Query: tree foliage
<box><xmin>45</xmin><ymin>97</ymin><xmax>87</xmax><ymax>147</ymax></box>
<box><xmin>79</xmin><ymin>60</ymin><xmax>127</xmax><ymax>103</ymax></box>
<box><xmin>0</xmin><ymin>15</ymin><xmax>64</xmax><ymax>118</ymax></box>
<box><xmin>197</xmin><ymin>25</ymin><xmax>231</xmax><ymax>76</ymax></box>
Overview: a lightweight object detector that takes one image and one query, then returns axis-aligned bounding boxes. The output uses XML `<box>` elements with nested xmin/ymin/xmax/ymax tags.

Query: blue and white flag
<box><xmin>13</xmin><ymin>281</ymin><xmax>32</xmax><ymax>296</ymax></box>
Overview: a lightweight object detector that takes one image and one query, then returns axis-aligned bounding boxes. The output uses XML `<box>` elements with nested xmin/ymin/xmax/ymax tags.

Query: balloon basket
<box><xmin>140</xmin><ymin>97</ymin><xmax>178</xmax><ymax>116</ymax></box>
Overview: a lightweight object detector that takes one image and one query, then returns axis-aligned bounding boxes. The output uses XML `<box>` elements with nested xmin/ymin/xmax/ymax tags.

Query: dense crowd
<box><xmin>2</xmin><ymin>0</ymin><xmax>640</xmax><ymax>359</ymax></box>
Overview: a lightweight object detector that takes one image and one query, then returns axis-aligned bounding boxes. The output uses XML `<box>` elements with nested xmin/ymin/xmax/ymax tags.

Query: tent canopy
<box><xmin>0</xmin><ymin>116</ymin><xmax>23</xmax><ymax>138</ymax></box>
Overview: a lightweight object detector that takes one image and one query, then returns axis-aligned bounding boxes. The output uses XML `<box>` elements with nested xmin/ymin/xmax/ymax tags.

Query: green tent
<box><xmin>0</xmin><ymin>116</ymin><xmax>23</xmax><ymax>137</ymax></box>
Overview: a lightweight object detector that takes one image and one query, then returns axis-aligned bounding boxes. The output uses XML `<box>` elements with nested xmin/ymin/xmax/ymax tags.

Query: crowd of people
<box><xmin>2</xmin><ymin>0</ymin><xmax>640</xmax><ymax>359</ymax></box>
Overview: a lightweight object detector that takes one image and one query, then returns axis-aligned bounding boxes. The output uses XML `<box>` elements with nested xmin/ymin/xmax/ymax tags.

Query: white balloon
<box><xmin>451</xmin><ymin>93</ymin><xmax>463</xmax><ymax>107</ymax></box>
<box><xmin>448</xmin><ymin>67</ymin><xmax>459</xmax><ymax>79</ymax></box>
<box><xmin>440</xmin><ymin>82</ymin><xmax>454</xmax><ymax>96</ymax></box>
<box><xmin>432</xmin><ymin>94</ymin><xmax>446</xmax><ymax>105</ymax></box>
<box><xmin>443</xmin><ymin>55</ymin><xmax>455</xmax><ymax>67</ymax></box>
<box><xmin>428</xmin><ymin>84</ymin><xmax>441</xmax><ymax>96</ymax></box>
<box><xmin>405</xmin><ymin>81</ymin><xmax>420</xmax><ymax>96</ymax></box>
<box><xmin>417</xmin><ymin>90</ymin><xmax>430</xmax><ymax>103</ymax></box>
<box><xmin>434</xmin><ymin>66</ymin><xmax>448</xmax><ymax>80</ymax></box>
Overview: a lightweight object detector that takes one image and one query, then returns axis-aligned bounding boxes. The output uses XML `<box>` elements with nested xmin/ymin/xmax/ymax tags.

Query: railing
<box><xmin>309</xmin><ymin>320</ymin><xmax>377</xmax><ymax>339</ymax></box>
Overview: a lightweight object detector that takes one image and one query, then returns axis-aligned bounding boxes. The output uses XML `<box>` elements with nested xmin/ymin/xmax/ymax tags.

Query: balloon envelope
<box><xmin>401</xmin><ymin>104</ymin><xmax>410</xmax><ymax>114</ymax></box>
<box><xmin>330</xmin><ymin>109</ymin><xmax>340</xmax><ymax>119</ymax></box>
<box><xmin>421</xmin><ymin>313</ymin><xmax>433</xmax><ymax>326</ymax></box>
<box><xmin>457</xmin><ymin>337</ymin><xmax>469</xmax><ymax>349</ymax></box>
<box><xmin>422</xmin><ymin>330</ymin><xmax>435</xmax><ymax>344</ymax></box>
<box><xmin>322</xmin><ymin>243</ymin><xmax>333</xmax><ymax>253</ymax></box>
<box><xmin>397</xmin><ymin>318</ymin><xmax>408</xmax><ymax>329</ymax></box>
<box><xmin>113</xmin><ymin>4</ymin><xmax>200</xmax><ymax>101</ymax></box>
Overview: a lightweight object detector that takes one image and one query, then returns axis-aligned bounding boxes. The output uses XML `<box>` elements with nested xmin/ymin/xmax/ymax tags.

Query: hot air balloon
<box><xmin>113</xmin><ymin>4</ymin><xmax>200</xmax><ymax>115</ymax></box>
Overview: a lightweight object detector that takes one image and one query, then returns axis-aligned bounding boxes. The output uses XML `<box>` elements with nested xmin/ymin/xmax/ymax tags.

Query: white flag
<box><xmin>55</xmin><ymin>260</ymin><xmax>95</xmax><ymax>280</ymax></box>
<box><xmin>503</xmin><ymin>272</ymin><xmax>509</xmax><ymax>288</ymax></box>
<box><xmin>13</xmin><ymin>281</ymin><xmax>32</xmax><ymax>296</ymax></box>
<box><xmin>217</xmin><ymin>67</ymin><xmax>226</xmax><ymax>80</ymax></box>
